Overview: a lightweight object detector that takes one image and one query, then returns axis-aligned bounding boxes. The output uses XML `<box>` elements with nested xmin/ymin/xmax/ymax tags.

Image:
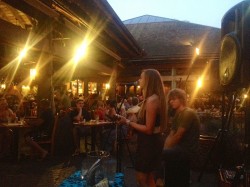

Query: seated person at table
<box><xmin>94</xmin><ymin>100</ymin><xmax>106</xmax><ymax>121</ymax></box>
<box><xmin>0</xmin><ymin>97</ymin><xmax>17</xmax><ymax>122</ymax></box>
<box><xmin>70</xmin><ymin>99</ymin><xmax>91</xmax><ymax>156</ymax></box>
<box><xmin>101</xmin><ymin>99</ymin><xmax>128</xmax><ymax>153</ymax></box>
<box><xmin>24</xmin><ymin>99</ymin><xmax>54</xmax><ymax>160</ymax></box>
<box><xmin>85</xmin><ymin>94</ymin><xmax>99</xmax><ymax>112</ymax></box>
<box><xmin>0</xmin><ymin>97</ymin><xmax>16</xmax><ymax>158</ymax></box>
<box><xmin>104</xmin><ymin>100</ymin><xmax>117</xmax><ymax>121</ymax></box>
<box><xmin>54</xmin><ymin>89</ymin><xmax>71</xmax><ymax>113</ymax></box>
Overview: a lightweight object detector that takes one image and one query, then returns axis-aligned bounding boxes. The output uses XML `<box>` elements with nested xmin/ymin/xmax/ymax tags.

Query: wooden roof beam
<box><xmin>11</xmin><ymin>0</ymin><xmax>122</xmax><ymax>61</ymax></box>
<box><xmin>64</xmin><ymin>0</ymin><xmax>142</xmax><ymax>57</ymax></box>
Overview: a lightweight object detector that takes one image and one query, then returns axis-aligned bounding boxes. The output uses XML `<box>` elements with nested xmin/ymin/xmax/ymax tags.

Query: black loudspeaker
<box><xmin>219</xmin><ymin>1</ymin><xmax>250</xmax><ymax>87</ymax></box>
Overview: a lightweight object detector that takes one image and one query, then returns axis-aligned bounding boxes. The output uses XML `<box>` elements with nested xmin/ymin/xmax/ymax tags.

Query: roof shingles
<box><xmin>124</xmin><ymin>16</ymin><xmax>220</xmax><ymax>57</ymax></box>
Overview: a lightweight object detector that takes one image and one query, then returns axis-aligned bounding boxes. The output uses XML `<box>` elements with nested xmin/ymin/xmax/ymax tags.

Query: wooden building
<box><xmin>118</xmin><ymin>15</ymin><xmax>221</xmax><ymax>94</ymax></box>
<box><xmin>0</xmin><ymin>0</ymin><xmax>143</xmax><ymax>100</ymax></box>
<box><xmin>0</xmin><ymin>1</ymin><xmax>222</xmax><ymax>100</ymax></box>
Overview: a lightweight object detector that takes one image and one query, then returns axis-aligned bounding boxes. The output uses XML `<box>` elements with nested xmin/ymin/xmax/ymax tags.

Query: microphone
<box><xmin>118</xmin><ymin>81</ymin><xmax>138</xmax><ymax>86</ymax></box>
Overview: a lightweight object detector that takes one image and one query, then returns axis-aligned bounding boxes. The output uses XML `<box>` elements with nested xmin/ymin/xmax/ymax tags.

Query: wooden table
<box><xmin>0</xmin><ymin>121</ymin><xmax>31</xmax><ymax>129</ymax></box>
<box><xmin>74</xmin><ymin>120</ymin><xmax>114</xmax><ymax>151</ymax></box>
<box><xmin>0</xmin><ymin>121</ymin><xmax>35</xmax><ymax>160</ymax></box>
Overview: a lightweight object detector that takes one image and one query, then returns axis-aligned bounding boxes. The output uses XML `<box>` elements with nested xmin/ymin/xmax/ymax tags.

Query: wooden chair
<box><xmin>36</xmin><ymin>113</ymin><xmax>59</xmax><ymax>156</ymax></box>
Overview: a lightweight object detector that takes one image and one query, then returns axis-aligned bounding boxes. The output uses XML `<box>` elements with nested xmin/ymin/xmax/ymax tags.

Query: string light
<box><xmin>195</xmin><ymin>47</ymin><xmax>200</xmax><ymax>55</ymax></box>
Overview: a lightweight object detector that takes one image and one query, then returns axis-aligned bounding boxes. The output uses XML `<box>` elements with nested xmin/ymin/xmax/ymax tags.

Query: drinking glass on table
<box><xmin>95</xmin><ymin>115</ymin><xmax>99</xmax><ymax>122</ymax></box>
<box><xmin>7</xmin><ymin>116</ymin><xmax>11</xmax><ymax>124</ymax></box>
<box><xmin>19</xmin><ymin>115</ymin><xmax>25</xmax><ymax>125</ymax></box>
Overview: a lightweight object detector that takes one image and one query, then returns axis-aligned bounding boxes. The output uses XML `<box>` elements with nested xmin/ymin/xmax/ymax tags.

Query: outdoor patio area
<box><xmin>0</xmin><ymin>137</ymin><xmax>219</xmax><ymax>187</ymax></box>
<box><xmin>0</xmin><ymin>155</ymin><xmax>219</xmax><ymax>187</ymax></box>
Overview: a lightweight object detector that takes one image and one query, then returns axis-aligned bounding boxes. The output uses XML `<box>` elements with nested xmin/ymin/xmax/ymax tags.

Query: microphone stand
<box><xmin>115</xmin><ymin>85</ymin><xmax>135</xmax><ymax>172</ymax></box>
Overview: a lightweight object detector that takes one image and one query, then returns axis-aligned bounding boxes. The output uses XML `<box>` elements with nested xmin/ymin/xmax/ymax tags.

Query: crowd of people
<box><xmin>0</xmin><ymin>83</ymin><xmax>144</xmax><ymax>160</ymax></box>
<box><xmin>0</xmin><ymin>96</ymin><xmax>54</xmax><ymax>160</ymax></box>
<box><xmin>0</xmin><ymin>69</ymin><xmax>202</xmax><ymax>186</ymax></box>
<box><xmin>67</xmin><ymin>93</ymin><xmax>142</xmax><ymax>156</ymax></box>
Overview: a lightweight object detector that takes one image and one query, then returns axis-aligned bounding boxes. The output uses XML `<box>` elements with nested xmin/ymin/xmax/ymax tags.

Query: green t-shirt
<box><xmin>171</xmin><ymin>107</ymin><xmax>200</xmax><ymax>156</ymax></box>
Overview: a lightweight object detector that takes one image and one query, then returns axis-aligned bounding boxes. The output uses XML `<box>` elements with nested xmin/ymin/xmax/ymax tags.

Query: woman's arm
<box><xmin>124</xmin><ymin>95</ymin><xmax>159</xmax><ymax>135</ymax></box>
<box><xmin>8</xmin><ymin>108</ymin><xmax>16</xmax><ymax>120</ymax></box>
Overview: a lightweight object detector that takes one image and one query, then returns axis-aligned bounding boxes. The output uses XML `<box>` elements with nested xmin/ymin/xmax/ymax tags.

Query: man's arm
<box><xmin>164</xmin><ymin>127</ymin><xmax>186</xmax><ymax>148</ymax></box>
<box><xmin>73</xmin><ymin>108</ymin><xmax>82</xmax><ymax>121</ymax></box>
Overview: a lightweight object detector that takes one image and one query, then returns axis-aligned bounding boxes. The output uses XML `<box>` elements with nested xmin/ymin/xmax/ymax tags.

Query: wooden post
<box><xmin>36</xmin><ymin>20</ymin><xmax>54</xmax><ymax>110</ymax></box>
<box><xmin>171</xmin><ymin>68</ymin><xmax>176</xmax><ymax>89</ymax></box>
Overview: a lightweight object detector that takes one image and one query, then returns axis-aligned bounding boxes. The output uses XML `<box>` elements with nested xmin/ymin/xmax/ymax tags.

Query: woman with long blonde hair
<box><xmin>119</xmin><ymin>69</ymin><xmax>167</xmax><ymax>187</ymax></box>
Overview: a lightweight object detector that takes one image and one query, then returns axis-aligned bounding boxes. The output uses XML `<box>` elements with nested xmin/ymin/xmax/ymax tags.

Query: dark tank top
<box><xmin>137</xmin><ymin>111</ymin><xmax>161</xmax><ymax>132</ymax></box>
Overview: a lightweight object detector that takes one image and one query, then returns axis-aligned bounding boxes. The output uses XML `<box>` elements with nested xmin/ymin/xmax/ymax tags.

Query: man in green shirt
<box><xmin>163</xmin><ymin>88</ymin><xmax>200</xmax><ymax>187</ymax></box>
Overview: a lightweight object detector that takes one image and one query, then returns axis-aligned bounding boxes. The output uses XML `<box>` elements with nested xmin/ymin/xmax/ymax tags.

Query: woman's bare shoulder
<box><xmin>147</xmin><ymin>94</ymin><xmax>159</xmax><ymax>102</ymax></box>
<box><xmin>146</xmin><ymin>95</ymin><xmax>160</xmax><ymax>107</ymax></box>
<box><xmin>7</xmin><ymin>108</ymin><xmax>14</xmax><ymax>114</ymax></box>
